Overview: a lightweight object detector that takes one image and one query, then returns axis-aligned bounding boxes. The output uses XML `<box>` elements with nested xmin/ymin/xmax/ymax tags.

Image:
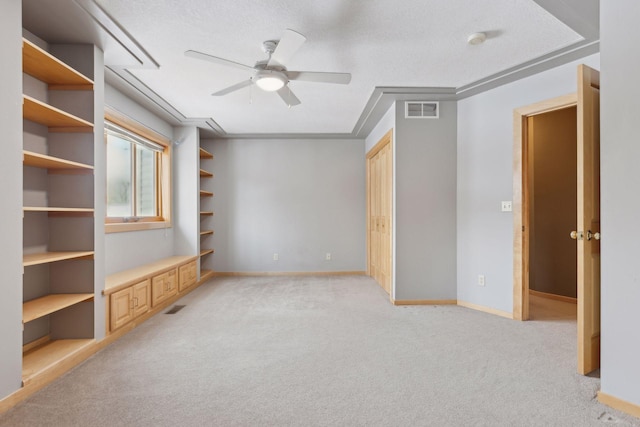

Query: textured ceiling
<box><xmin>94</xmin><ymin>0</ymin><xmax>582</xmax><ymax>134</ymax></box>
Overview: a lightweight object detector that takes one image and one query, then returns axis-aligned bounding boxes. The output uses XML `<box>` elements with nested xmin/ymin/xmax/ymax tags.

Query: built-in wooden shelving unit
<box><xmin>199</xmin><ymin>139</ymin><xmax>214</xmax><ymax>280</ymax></box>
<box><xmin>21</xmin><ymin>36</ymin><xmax>97</xmax><ymax>386</ymax></box>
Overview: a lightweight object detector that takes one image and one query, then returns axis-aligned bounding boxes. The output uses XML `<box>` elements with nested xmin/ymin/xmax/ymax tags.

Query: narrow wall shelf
<box><xmin>22</xmin><ymin>38</ymin><xmax>94</xmax><ymax>90</ymax></box>
<box><xmin>200</xmin><ymin>211</ymin><xmax>214</xmax><ymax>216</ymax></box>
<box><xmin>23</xmin><ymin>150</ymin><xmax>93</xmax><ymax>171</ymax></box>
<box><xmin>200</xmin><ymin>249</ymin><xmax>214</xmax><ymax>257</ymax></box>
<box><xmin>199</xmin><ymin>147</ymin><xmax>214</xmax><ymax>159</ymax></box>
<box><xmin>200</xmin><ymin>169</ymin><xmax>213</xmax><ymax>178</ymax></box>
<box><xmin>22</xmin><ymin>339</ymin><xmax>95</xmax><ymax>386</ymax></box>
<box><xmin>23</xmin><ymin>251</ymin><xmax>94</xmax><ymax>267</ymax></box>
<box><xmin>200</xmin><ymin>190</ymin><xmax>213</xmax><ymax>197</ymax></box>
<box><xmin>23</xmin><ymin>95</ymin><xmax>93</xmax><ymax>132</ymax></box>
<box><xmin>23</xmin><ymin>294</ymin><xmax>94</xmax><ymax>324</ymax></box>
<box><xmin>200</xmin><ymin>230</ymin><xmax>214</xmax><ymax>236</ymax></box>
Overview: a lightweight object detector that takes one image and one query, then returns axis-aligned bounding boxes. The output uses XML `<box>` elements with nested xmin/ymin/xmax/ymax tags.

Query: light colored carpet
<box><xmin>1</xmin><ymin>275</ymin><xmax>639</xmax><ymax>427</ymax></box>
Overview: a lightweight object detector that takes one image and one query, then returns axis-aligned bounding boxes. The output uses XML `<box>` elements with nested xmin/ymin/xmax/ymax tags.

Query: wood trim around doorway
<box><xmin>512</xmin><ymin>93</ymin><xmax>577</xmax><ymax>321</ymax></box>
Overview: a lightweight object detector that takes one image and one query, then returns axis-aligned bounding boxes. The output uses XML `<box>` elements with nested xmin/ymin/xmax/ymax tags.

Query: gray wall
<box><xmin>0</xmin><ymin>0</ymin><xmax>24</xmax><ymax>399</ymax></box>
<box><xmin>172</xmin><ymin>126</ymin><xmax>199</xmax><ymax>259</ymax></box>
<box><xmin>600</xmin><ymin>0</ymin><xmax>640</xmax><ymax>407</ymax></box>
<box><xmin>395</xmin><ymin>101</ymin><xmax>457</xmax><ymax>300</ymax></box>
<box><xmin>208</xmin><ymin>138</ymin><xmax>366</xmax><ymax>273</ymax></box>
<box><xmin>104</xmin><ymin>85</ymin><xmax>175</xmax><ymax>275</ymax></box>
<box><xmin>456</xmin><ymin>53</ymin><xmax>600</xmax><ymax>313</ymax></box>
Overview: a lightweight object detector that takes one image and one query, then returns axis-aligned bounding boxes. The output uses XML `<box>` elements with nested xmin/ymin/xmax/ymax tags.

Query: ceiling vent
<box><xmin>405</xmin><ymin>102</ymin><xmax>439</xmax><ymax>119</ymax></box>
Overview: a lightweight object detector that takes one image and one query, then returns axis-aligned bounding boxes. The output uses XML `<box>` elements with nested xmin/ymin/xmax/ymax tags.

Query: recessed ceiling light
<box><xmin>467</xmin><ymin>32</ymin><xmax>487</xmax><ymax>45</ymax></box>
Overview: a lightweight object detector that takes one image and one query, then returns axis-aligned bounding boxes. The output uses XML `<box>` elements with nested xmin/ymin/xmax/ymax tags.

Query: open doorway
<box><xmin>527</xmin><ymin>106</ymin><xmax>578</xmax><ymax>321</ymax></box>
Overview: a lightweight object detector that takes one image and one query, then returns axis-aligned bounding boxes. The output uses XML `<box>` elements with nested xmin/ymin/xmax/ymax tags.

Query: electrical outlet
<box><xmin>273</xmin><ymin>253</ymin><xmax>279</xmax><ymax>261</ymax></box>
<box><xmin>325</xmin><ymin>253</ymin><xmax>331</xmax><ymax>261</ymax></box>
<box><xmin>478</xmin><ymin>275</ymin><xmax>485</xmax><ymax>286</ymax></box>
<box><xmin>501</xmin><ymin>201</ymin><xmax>513</xmax><ymax>212</ymax></box>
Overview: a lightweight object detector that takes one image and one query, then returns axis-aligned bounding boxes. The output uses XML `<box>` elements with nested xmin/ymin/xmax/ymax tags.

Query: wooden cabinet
<box><xmin>21</xmin><ymin>37</ymin><xmax>98</xmax><ymax>385</ymax></box>
<box><xmin>110</xmin><ymin>280</ymin><xmax>150</xmax><ymax>331</ymax></box>
<box><xmin>151</xmin><ymin>268</ymin><xmax>178</xmax><ymax>307</ymax></box>
<box><xmin>104</xmin><ymin>256</ymin><xmax>198</xmax><ymax>334</ymax></box>
<box><xmin>179</xmin><ymin>261</ymin><xmax>197</xmax><ymax>292</ymax></box>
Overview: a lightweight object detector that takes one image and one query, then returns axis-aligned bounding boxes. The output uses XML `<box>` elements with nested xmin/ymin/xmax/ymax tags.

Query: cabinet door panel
<box><xmin>151</xmin><ymin>273</ymin><xmax>167</xmax><ymax>307</ymax></box>
<box><xmin>110</xmin><ymin>288</ymin><xmax>133</xmax><ymax>331</ymax></box>
<box><xmin>167</xmin><ymin>269</ymin><xmax>178</xmax><ymax>297</ymax></box>
<box><xmin>132</xmin><ymin>279</ymin><xmax>150</xmax><ymax>317</ymax></box>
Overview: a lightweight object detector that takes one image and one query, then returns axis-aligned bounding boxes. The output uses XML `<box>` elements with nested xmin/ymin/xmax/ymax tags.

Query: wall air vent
<box><xmin>405</xmin><ymin>101</ymin><xmax>439</xmax><ymax>119</ymax></box>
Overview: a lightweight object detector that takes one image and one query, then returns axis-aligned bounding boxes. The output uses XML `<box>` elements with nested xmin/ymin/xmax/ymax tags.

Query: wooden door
<box><xmin>576</xmin><ymin>64</ymin><xmax>601</xmax><ymax>374</ymax></box>
<box><xmin>367</xmin><ymin>130</ymin><xmax>393</xmax><ymax>294</ymax></box>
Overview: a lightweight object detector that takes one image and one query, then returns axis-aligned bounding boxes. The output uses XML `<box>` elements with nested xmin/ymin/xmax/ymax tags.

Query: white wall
<box><xmin>0</xmin><ymin>0</ymin><xmax>24</xmax><ymax>399</ymax></box>
<box><xmin>600</xmin><ymin>0</ymin><xmax>640</xmax><ymax>407</ymax></box>
<box><xmin>104</xmin><ymin>85</ymin><xmax>175</xmax><ymax>275</ymax></box>
<box><xmin>457</xmin><ymin>53</ymin><xmax>600</xmax><ymax>313</ymax></box>
<box><xmin>395</xmin><ymin>101</ymin><xmax>457</xmax><ymax>300</ymax></box>
<box><xmin>208</xmin><ymin>138</ymin><xmax>366</xmax><ymax>273</ymax></box>
<box><xmin>172</xmin><ymin>126</ymin><xmax>199</xmax><ymax>258</ymax></box>
<box><xmin>365</xmin><ymin>104</ymin><xmax>395</xmax><ymax>153</ymax></box>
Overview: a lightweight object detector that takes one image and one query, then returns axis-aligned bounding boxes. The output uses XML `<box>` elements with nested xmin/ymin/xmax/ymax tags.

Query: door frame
<box><xmin>366</xmin><ymin>129</ymin><xmax>393</xmax><ymax>296</ymax></box>
<box><xmin>512</xmin><ymin>93</ymin><xmax>577</xmax><ymax>321</ymax></box>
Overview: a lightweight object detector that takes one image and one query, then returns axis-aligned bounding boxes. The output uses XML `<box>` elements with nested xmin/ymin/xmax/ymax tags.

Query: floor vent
<box><xmin>165</xmin><ymin>305</ymin><xmax>186</xmax><ymax>314</ymax></box>
<box><xmin>405</xmin><ymin>101</ymin><xmax>439</xmax><ymax>119</ymax></box>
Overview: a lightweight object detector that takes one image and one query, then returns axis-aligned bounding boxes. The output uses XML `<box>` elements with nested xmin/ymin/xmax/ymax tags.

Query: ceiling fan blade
<box><xmin>212</xmin><ymin>79</ymin><xmax>253</xmax><ymax>96</ymax></box>
<box><xmin>267</xmin><ymin>29</ymin><xmax>307</xmax><ymax>68</ymax></box>
<box><xmin>287</xmin><ymin>71</ymin><xmax>351</xmax><ymax>85</ymax></box>
<box><xmin>277</xmin><ymin>86</ymin><xmax>301</xmax><ymax>107</ymax></box>
<box><xmin>185</xmin><ymin>50</ymin><xmax>254</xmax><ymax>72</ymax></box>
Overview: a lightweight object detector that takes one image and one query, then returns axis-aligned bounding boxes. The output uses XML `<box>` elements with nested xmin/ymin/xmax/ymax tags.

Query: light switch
<box><xmin>501</xmin><ymin>201</ymin><xmax>513</xmax><ymax>212</ymax></box>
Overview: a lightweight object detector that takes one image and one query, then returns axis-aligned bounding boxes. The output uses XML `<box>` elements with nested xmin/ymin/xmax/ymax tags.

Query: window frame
<box><xmin>105</xmin><ymin>107</ymin><xmax>172</xmax><ymax>233</ymax></box>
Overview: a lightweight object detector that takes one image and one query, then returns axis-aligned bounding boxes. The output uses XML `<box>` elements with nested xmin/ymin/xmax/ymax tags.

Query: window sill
<box><xmin>105</xmin><ymin>220</ymin><xmax>172</xmax><ymax>234</ymax></box>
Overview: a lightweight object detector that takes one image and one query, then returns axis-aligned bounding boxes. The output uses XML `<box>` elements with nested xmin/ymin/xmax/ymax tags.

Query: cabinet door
<box><xmin>132</xmin><ymin>279</ymin><xmax>150</xmax><ymax>318</ymax></box>
<box><xmin>110</xmin><ymin>287</ymin><xmax>133</xmax><ymax>331</ymax></box>
<box><xmin>167</xmin><ymin>269</ymin><xmax>178</xmax><ymax>297</ymax></box>
<box><xmin>179</xmin><ymin>261</ymin><xmax>197</xmax><ymax>292</ymax></box>
<box><xmin>151</xmin><ymin>273</ymin><xmax>167</xmax><ymax>307</ymax></box>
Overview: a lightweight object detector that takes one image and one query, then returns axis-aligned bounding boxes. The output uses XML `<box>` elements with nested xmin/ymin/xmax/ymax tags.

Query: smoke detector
<box><xmin>467</xmin><ymin>32</ymin><xmax>487</xmax><ymax>45</ymax></box>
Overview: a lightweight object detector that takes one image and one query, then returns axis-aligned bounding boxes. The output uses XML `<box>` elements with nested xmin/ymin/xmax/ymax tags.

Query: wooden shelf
<box><xmin>200</xmin><ymin>190</ymin><xmax>213</xmax><ymax>197</ymax></box>
<box><xmin>22</xmin><ymin>339</ymin><xmax>95</xmax><ymax>386</ymax></box>
<box><xmin>199</xmin><ymin>147</ymin><xmax>214</xmax><ymax>159</ymax></box>
<box><xmin>22</xmin><ymin>38</ymin><xmax>94</xmax><ymax>90</ymax></box>
<box><xmin>24</xmin><ymin>207</ymin><xmax>94</xmax><ymax>217</ymax></box>
<box><xmin>200</xmin><ymin>211</ymin><xmax>214</xmax><ymax>216</ymax></box>
<box><xmin>200</xmin><ymin>249</ymin><xmax>214</xmax><ymax>257</ymax></box>
<box><xmin>200</xmin><ymin>269</ymin><xmax>215</xmax><ymax>282</ymax></box>
<box><xmin>23</xmin><ymin>95</ymin><xmax>93</xmax><ymax>132</ymax></box>
<box><xmin>200</xmin><ymin>230</ymin><xmax>214</xmax><ymax>236</ymax></box>
<box><xmin>23</xmin><ymin>251</ymin><xmax>94</xmax><ymax>267</ymax></box>
<box><xmin>23</xmin><ymin>294</ymin><xmax>94</xmax><ymax>323</ymax></box>
<box><xmin>23</xmin><ymin>150</ymin><xmax>93</xmax><ymax>171</ymax></box>
<box><xmin>200</xmin><ymin>169</ymin><xmax>213</xmax><ymax>178</ymax></box>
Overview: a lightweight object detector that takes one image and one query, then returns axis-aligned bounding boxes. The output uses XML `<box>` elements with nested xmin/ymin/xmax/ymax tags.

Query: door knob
<box><xmin>587</xmin><ymin>230</ymin><xmax>601</xmax><ymax>241</ymax></box>
<box><xmin>570</xmin><ymin>231</ymin><xmax>584</xmax><ymax>240</ymax></box>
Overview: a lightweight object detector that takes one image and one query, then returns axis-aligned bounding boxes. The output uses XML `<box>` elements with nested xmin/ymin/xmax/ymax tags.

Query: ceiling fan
<box><xmin>185</xmin><ymin>29</ymin><xmax>351</xmax><ymax>107</ymax></box>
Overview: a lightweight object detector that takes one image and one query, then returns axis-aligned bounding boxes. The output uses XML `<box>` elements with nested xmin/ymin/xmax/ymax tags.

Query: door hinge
<box><xmin>522</xmin><ymin>226</ymin><xmax>525</xmax><ymax>232</ymax></box>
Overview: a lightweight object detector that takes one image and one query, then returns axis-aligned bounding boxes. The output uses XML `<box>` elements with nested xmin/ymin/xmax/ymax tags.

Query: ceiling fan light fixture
<box><xmin>254</xmin><ymin>70</ymin><xmax>287</xmax><ymax>92</ymax></box>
